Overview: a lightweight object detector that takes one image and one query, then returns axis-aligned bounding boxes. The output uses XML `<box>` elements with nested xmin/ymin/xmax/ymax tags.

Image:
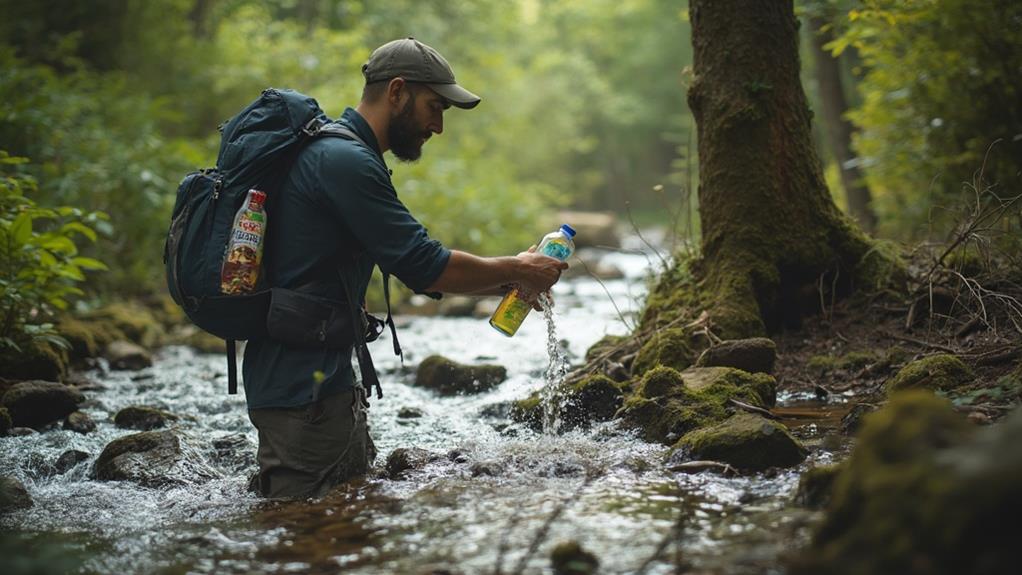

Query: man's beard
<box><xmin>388</xmin><ymin>94</ymin><xmax>428</xmax><ymax>162</ymax></box>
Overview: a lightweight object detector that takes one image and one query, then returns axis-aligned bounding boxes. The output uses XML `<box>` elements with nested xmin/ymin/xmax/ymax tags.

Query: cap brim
<box><xmin>426</xmin><ymin>82</ymin><xmax>481</xmax><ymax>109</ymax></box>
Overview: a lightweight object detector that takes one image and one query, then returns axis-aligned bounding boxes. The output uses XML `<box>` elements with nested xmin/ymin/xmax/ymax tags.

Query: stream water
<box><xmin>1</xmin><ymin>235</ymin><xmax>847</xmax><ymax>574</ymax></box>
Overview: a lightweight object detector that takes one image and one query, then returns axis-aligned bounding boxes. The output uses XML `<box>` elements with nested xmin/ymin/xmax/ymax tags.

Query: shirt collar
<box><xmin>340</xmin><ymin>107</ymin><xmax>384</xmax><ymax>160</ymax></box>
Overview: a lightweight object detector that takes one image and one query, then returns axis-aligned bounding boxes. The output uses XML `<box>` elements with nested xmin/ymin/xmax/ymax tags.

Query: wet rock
<box><xmin>554</xmin><ymin>210</ymin><xmax>619</xmax><ymax>248</ymax></box>
<box><xmin>584</xmin><ymin>334</ymin><xmax>630</xmax><ymax>364</ymax></box>
<box><xmin>791</xmin><ymin>391</ymin><xmax>1021</xmax><ymax>575</ymax></box>
<box><xmin>438</xmin><ymin>295</ymin><xmax>477</xmax><ymax>317</ymax></box>
<box><xmin>114</xmin><ymin>405</ymin><xmax>179</xmax><ymax>430</ymax></box>
<box><xmin>93</xmin><ymin>430</ymin><xmax>184</xmax><ymax>487</ymax></box>
<box><xmin>885</xmin><ymin>353</ymin><xmax>973</xmax><ymax>394</ymax></box>
<box><xmin>674</xmin><ymin>412</ymin><xmax>807</xmax><ymax>471</ymax></box>
<box><xmin>64</xmin><ymin>411</ymin><xmax>97</xmax><ymax>434</ymax></box>
<box><xmin>478</xmin><ymin>402</ymin><xmax>511</xmax><ymax>420</ymax></box>
<box><xmin>0</xmin><ymin>340</ymin><xmax>68</xmax><ymax>382</ymax></box>
<box><xmin>82</xmin><ymin>302</ymin><xmax>164</xmax><ymax>348</ymax></box>
<box><xmin>550</xmin><ymin>540</ymin><xmax>600</xmax><ymax>575</ymax></box>
<box><xmin>24</xmin><ymin>452</ymin><xmax>56</xmax><ymax>479</ymax></box>
<box><xmin>8</xmin><ymin>427</ymin><xmax>36</xmax><ymax>436</ymax></box>
<box><xmin>105</xmin><ymin>340</ymin><xmax>153</xmax><ymax>371</ymax></box>
<box><xmin>397</xmin><ymin>407</ymin><xmax>424</xmax><ymax>419</ymax></box>
<box><xmin>839</xmin><ymin>402</ymin><xmax>879</xmax><ymax>435</ymax></box>
<box><xmin>562</xmin><ymin>257</ymin><xmax>625</xmax><ymax>280</ymax></box>
<box><xmin>695</xmin><ymin>337</ymin><xmax>777</xmax><ymax>374</ymax></box>
<box><xmin>56</xmin><ymin>316</ymin><xmax>102</xmax><ymax>361</ymax></box>
<box><xmin>414</xmin><ymin>355</ymin><xmax>507</xmax><ymax>395</ymax></box>
<box><xmin>64</xmin><ymin>372</ymin><xmax>104</xmax><ymax>391</ymax></box>
<box><xmin>631</xmin><ymin>328</ymin><xmax>693</xmax><ymax>377</ymax></box>
<box><xmin>385</xmin><ymin>447</ymin><xmax>441</xmax><ymax>479</ymax></box>
<box><xmin>512</xmin><ymin>374</ymin><xmax>628</xmax><ymax>432</ymax></box>
<box><xmin>211</xmin><ymin>433</ymin><xmax>255</xmax><ymax>474</ymax></box>
<box><xmin>0</xmin><ymin>407</ymin><xmax>10</xmax><ymax>436</ymax></box>
<box><xmin>55</xmin><ymin>450</ymin><xmax>91</xmax><ymax>474</ymax></box>
<box><xmin>0</xmin><ymin>476</ymin><xmax>33</xmax><ymax>513</ymax></box>
<box><xmin>1</xmin><ymin>380</ymin><xmax>83</xmax><ymax>428</ymax></box>
<box><xmin>794</xmin><ymin>464</ymin><xmax>843</xmax><ymax>509</ymax></box>
<box><xmin>469</xmin><ymin>460</ymin><xmax>504</xmax><ymax>477</ymax></box>
<box><xmin>619</xmin><ymin>366</ymin><xmax>776</xmax><ymax>444</ymax></box>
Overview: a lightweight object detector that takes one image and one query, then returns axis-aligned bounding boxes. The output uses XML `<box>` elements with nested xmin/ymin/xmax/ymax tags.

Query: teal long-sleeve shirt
<box><xmin>242</xmin><ymin>107</ymin><xmax>450</xmax><ymax>409</ymax></box>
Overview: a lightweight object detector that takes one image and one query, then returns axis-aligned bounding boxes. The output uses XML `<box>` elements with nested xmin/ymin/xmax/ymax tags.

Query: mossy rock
<box><xmin>509</xmin><ymin>374</ymin><xmax>627</xmax><ymax>432</ymax></box>
<box><xmin>673</xmin><ymin>412</ymin><xmax>807</xmax><ymax>471</ymax></box>
<box><xmin>695</xmin><ymin>337</ymin><xmax>777</xmax><ymax>374</ymax></box>
<box><xmin>790</xmin><ymin>390</ymin><xmax>1022</xmax><ymax>575</ymax></box>
<box><xmin>56</xmin><ymin>316</ymin><xmax>101</xmax><ymax>361</ymax></box>
<box><xmin>0</xmin><ymin>340</ymin><xmax>69</xmax><ymax>382</ymax></box>
<box><xmin>0</xmin><ymin>407</ymin><xmax>11</xmax><ymax>436</ymax></box>
<box><xmin>794</xmin><ymin>463</ymin><xmax>843</xmax><ymax>509</ymax></box>
<box><xmin>0</xmin><ymin>476</ymin><xmax>33</xmax><ymax>513</ymax></box>
<box><xmin>1</xmin><ymin>380</ymin><xmax>84</xmax><ymax>429</ymax></box>
<box><xmin>618</xmin><ymin>366</ymin><xmax>776</xmax><ymax>444</ymax></box>
<box><xmin>114</xmin><ymin>406</ymin><xmax>179</xmax><ymax>430</ymax></box>
<box><xmin>414</xmin><ymin>355</ymin><xmax>507</xmax><ymax>395</ymax></box>
<box><xmin>105</xmin><ymin>340</ymin><xmax>153</xmax><ymax>371</ymax></box>
<box><xmin>93</xmin><ymin>430</ymin><xmax>185</xmax><ymax>487</ymax></box>
<box><xmin>83</xmin><ymin>302</ymin><xmax>165</xmax><ymax>348</ymax></box>
<box><xmin>550</xmin><ymin>540</ymin><xmax>600</xmax><ymax>575</ymax></box>
<box><xmin>631</xmin><ymin>327</ymin><xmax>693</xmax><ymax>376</ymax></box>
<box><xmin>584</xmin><ymin>334</ymin><xmax>630</xmax><ymax>363</ymax></box>
<box><xmin>885</xmin><ymin>354</ymin><xmax>973</xmax><ymax>394</ymax></box>
<box><xmin>509</xmin><ymin>393</ymin><xmax>544</xmax><ymax>430</ymax></box>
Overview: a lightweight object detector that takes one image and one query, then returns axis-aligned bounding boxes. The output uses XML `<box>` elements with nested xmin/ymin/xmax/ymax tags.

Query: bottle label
<box><xmin>541</xmin><ymin>241</ymin><xmax>571</xmax><ymax>261</ymax></box>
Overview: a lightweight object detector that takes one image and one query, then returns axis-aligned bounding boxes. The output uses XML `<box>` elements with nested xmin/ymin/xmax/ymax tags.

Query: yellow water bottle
<box><xmin>490</xmin><ymin>224</ymin><xmax>576</xmax><ymax>337</ymax></box>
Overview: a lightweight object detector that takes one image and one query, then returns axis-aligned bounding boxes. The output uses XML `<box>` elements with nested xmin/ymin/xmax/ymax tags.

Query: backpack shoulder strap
<box><xmin>312</xmin><ymin>122</ymin><xmax>370</xmax><ymax>150</ymax></box>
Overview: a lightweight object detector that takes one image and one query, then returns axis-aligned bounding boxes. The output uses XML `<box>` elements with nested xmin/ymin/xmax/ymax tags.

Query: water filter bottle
<box><xmin>220</xmin><ymin>188</ymin><xmax>267</xmax><ymax>294</ymax></box>
<box><xmin>490</xmin><ymin>224</ymin><xmax>577</xmax><ymax>337</ymax></box>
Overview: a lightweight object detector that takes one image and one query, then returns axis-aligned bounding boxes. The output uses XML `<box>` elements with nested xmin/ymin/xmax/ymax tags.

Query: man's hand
<box><xmin>514</xmin><ymin>247</ymin><xmax>568</xmax><ymax>294</ymax></box>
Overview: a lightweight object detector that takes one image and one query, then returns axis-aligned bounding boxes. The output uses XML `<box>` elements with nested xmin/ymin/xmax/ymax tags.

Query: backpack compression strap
<box><xmin>227</xmin><ymin>339</ymin><xmax>238</xmax><ymax>394</ymax></box>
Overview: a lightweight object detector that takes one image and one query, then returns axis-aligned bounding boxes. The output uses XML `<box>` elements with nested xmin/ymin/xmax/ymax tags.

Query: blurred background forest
<box><xmin>1</xmin><ymin>0</ymin><xmax>1020</xmax><ymax>339</ymax></box>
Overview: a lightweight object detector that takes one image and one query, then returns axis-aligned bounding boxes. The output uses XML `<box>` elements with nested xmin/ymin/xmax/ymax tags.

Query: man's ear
<box><xmin>386</xmin><ymin>77</ymin><xmax>407</xmax><ymax>107</ymax></box>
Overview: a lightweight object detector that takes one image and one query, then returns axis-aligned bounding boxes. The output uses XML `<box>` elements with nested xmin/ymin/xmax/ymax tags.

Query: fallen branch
<box><xmin>880</xmin><ymin>330</ymin><xmax>958</xmax><ymax>354</ymax></box>
<box><xmin>728</xmin><ymin>398</ymin><xmax>778</xmax><ymax>420</ymax></box>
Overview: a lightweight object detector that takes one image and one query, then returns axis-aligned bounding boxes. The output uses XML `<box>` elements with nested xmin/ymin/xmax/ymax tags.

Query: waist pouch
<box><xmin>265</xmin><ymin>287</ymin><xmax>384</xmax><ymax>349</ymax></box>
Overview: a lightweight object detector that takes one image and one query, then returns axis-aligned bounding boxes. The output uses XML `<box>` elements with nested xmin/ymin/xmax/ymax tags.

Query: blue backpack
<box><xmin>164</xmin><ymin>88</ymin><xmax>397</xmax><ymax>398</ymax></box>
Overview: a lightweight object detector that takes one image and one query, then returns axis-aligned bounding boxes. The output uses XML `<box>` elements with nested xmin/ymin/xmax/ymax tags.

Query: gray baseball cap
<box><xmin>362</xmin><ymin>37</ymin><xmax>481</xmax><ymax>109</ymax></box>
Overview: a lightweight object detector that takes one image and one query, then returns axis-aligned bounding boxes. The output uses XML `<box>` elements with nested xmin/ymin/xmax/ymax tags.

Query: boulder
<box><xmin>554</xmin><ymin>211</ymin><xmax>620</xmax><ymax>248</ymax></box>
<box><xmin>384</xmin><ymin>447</ymin><xmax>441</xmax><ymax>479</ymax></box>
<box><xmin>885</xmin><ymin>353</ymin><xmax>973</xmax><ymax>394</ymax></box>
<box><xmin>1</xmin><ymin>380</ymin><xmax>83</xmax><ymax>428</ymax></box>
<box><xmin>414</xmin><ymin>355</ymin><xmax>507</xmax><ymax>395</ymax></box>
<box><xmin>0</xmin><ymin>476</ymin><xmax>33</xmax><ymax>513</ymax></box>
<box><xmin>0</xmin><ymin>340</ymin><xmax>68</xmax><ymax>382</ymax></box>
<box><xmin>105</xmin><ymin>340</ymin><xmax>153</xmax><ymax>371</ymax></box>
<box><xmin>511</xmin><ymin>374</ymin><xmax>627</xmax><ymax>431</ymax></box>
<box><xmin>93</xmin><ymin>430</ymin><xmax>184</xmax><ymax>487</ymax></box>
<box><xmin>397</xmin><ymin>407</ymin><xmax>424</xmax><ymax>419</ymax></box>
<box><xmin>54</xmin><ymin>450</ymin><xmax>91</xmax><ymax>474</ymax></box>
<box><xmin>551</xmin><ymin>540</ymin><xmax>600</xmax><ymax>575</ymax></box>
<box><xmin>211</xmin><ymin>433</ymin><xmax>255</xmax><ymax>474</ymax></box>
<box><xmin>794</xmin><ymin>464</ymin><xmax>843</xmax><ymax>509</ymax></box>
<box><xmin>695</xmin><ymin>337</ymin><xmax>777</xmax><ymax>374</ymax></box>
<box><xmin>631</xmin><ymin>328</ymin><xmax>693</xmax><ymax>377</ymax></box>
<box><xmin>437</xmin><ymin>295</ymin><xmax>477</xmax><ymax>317</ymax></box>
<box><xmin>0</xmin><ymin>407</ymin><xmax>10</xmax><ymax>436</ymax></box>
<box><xmin>82</xmin><ymin>302</ymin><xmax>164</xmax><ymax>348</ymax></box>
<box><xmin>114</xmin><ymin>406</ymin><xmax>179</xmax><ymax>430</ymax></box>
<box><xmin>64</xmin><ymin>411</ymin><xmax>97</xmax><ymax>434</ymax></box>
<box><xmin>618</xmin><ymin>366</ymin><xmax>776</xmax><ymax>444</ymax></box>
<box><xmin>674</xmin><ymin>412</ymin><xmax>807</xmax><ymax>471</ymax></box>
<box><xmin>9</xmin><ymin>427</ymin><xmax>35</xmax><ymax>436</ymax></box>
<box><xmin>791</xmin><ymin>391</ymin><xmax>1021</xmax><ymax>575</ymax></box>
<box><xmin>56</xmin><ymin>316</ymin><xmax>102</xmax><ymax>361</ymax></box>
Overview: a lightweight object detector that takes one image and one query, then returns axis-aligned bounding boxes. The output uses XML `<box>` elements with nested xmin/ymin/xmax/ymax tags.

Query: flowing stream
<box><xmin>0</xmin><ymin>234</ymin><xmax>846</xmax><ymax>574</ymax></box>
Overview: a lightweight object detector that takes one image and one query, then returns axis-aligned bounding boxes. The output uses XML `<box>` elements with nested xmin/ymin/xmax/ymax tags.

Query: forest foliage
<box><xmin>0</xmin><ymin>0</ymin><xmax>1019</xmax><ymax>345</ymax></box>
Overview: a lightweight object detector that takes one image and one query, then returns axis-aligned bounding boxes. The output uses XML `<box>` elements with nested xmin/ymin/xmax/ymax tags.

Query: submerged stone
<box><xmin>631</xmin><ymin>328</ymin><xmax>693</xmax><ymax>376</ymax></box>
<box><xmin>54</xmin><ymin>450</ymin><xmax>91</xmax><ymax>474</ymax></box>
<box><xmin>384</xmin><ymin>447</ymin><xmax>440</xmax><ymax>479</ymax></box>
<box><xmin>1</xmin><ymin>380</ymin><xmax>84</xmax><ymax>429</ymax></box>
<box><xmin>63</xmin><ymin>410</ymin><xmax>97</xmax><ymax>434</ymax></box>
<box><xmin>790</xmin><ymin>390</ymin><xmax>1022</xmax><ymax>575</ymax></box>
<box><xmin>0</xmin><ymin>476</ymin><xmax>33</xmax><ymax>513</ymax></box>
<box><xmin>414</xmin><ymin>355</ymin><xmax>507</xmax><ymax>395</ymax></box>
<box><xmin>93</xmin><ymin>429</ymin><xmax>184</xmax><ymax>487</ymax></box>
<box><xmin>674</xmin><ymin>412</ymin><xmax>807</xmax><ymax>471</ymax></box>
<box><xmin>695</xmin><ymin>337</ymin><xmax>777</xmax><ymax>374</ymax></box>
<box><xmin>885</xmin><ymin>353</ymin><xmax>973</xmax><ymax>394</ymax></box>
<box><xmin>551</xmin><ymin>540</ymin><xmax>600</xmax><ymax>575</ymax></box>
<box><xmin>114</xmin><ymin>406</ymin><xmax>179</xmax><ymax>430</ymax></box>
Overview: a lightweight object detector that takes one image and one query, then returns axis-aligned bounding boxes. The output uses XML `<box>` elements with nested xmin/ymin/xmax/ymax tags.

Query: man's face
<box><xmin>388</xmin><ymin>83</ymin><xmax>449</xmax><ymax>162</ymax></box>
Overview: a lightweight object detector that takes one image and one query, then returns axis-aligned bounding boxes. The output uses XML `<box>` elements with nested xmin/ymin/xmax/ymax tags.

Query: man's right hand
<box><xmin>514</xmin><ymin>247</ymin><xmax>568</xmax><ymax>294</ymax></box>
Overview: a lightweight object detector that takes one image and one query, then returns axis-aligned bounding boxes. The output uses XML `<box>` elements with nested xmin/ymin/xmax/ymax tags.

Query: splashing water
<box><xmin>538</xmin><ymin>293</ymin><xmax>570</xmax><ymax>433</ymax></box>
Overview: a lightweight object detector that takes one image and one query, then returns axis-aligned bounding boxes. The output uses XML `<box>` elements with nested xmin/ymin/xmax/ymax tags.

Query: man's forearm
<box><xmin>426</xmin><ymin>250</ymin><xmax>521</xmax><ymax>294</ymax></box>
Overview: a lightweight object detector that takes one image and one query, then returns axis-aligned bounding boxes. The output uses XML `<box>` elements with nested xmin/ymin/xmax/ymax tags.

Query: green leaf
<box><xmin>11</xmin><ymin>212</ymin><xmax>32</xmax><ymax>244</ymax></box>
<box><xmin>61</xmin><ymin>222</ymin><xmax>98</xmax><ymax>242</ymax></box>
<box><xmin>71</xmin><ymin>256</ymin><xmax>108</xmax><ymax>271</ymax></box>
<box><xmin>41</xmin><ymin>235</ymin><xmax>77</xmax><ymax>255</ymax></box>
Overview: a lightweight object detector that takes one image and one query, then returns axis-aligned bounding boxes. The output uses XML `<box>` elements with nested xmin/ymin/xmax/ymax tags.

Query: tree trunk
<box><xmin>188</xmin><ymin>0</ymin><xmax>215</xmax><ymax>39</ymax></box>
<box><xmin>808</xmin><ymin>15</ymin><xmax>877</xmax><ymax>234</ymax></box>
<box><xmin>646</xmin><ymin>0</ymin><xmax>890</xmax><ymax>338</ymax></box>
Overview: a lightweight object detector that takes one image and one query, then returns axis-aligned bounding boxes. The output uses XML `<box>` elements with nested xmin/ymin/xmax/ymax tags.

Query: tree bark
<box><xmin>808</xmin><ymin>15</ymin><xmax>877</xmax><ymax>234</ymax></box>
<box><xmin>648</xmin><ymin>0</ymin><xmax>888</xmax><ymax>337</ymax></box>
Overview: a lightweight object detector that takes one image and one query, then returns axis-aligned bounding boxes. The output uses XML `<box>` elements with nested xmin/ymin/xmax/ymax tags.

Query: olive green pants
<box><xmin>247</xmin><ymin>387</ymin><xmax>376</xmax><ymax>499</ymax></box>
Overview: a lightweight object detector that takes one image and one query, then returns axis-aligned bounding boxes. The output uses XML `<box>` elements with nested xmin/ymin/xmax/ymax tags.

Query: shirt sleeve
<box><xmin>318</xmin><ymin>144</ymin><xmax>450</xmax><ymax>294</ymax></box>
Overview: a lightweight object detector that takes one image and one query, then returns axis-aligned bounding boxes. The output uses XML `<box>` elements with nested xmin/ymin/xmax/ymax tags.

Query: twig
<box><xmin>728</xmin><ymin>398</ymin><xmax>779</xmax><ymax>420</ymax></box>
<box><xmin>880</xmin><ymin>330</ymin><xmax>958</xmax><ymax>353</ymax></box>
<box><xmin>573</xmin><ymin>255</ymin><xmax>635</xmax><ymax>331</ymax></box>
<box><xmin>625</xmin><ymin>201</ymin><xmax>670</xmax><ymax>272</ymax></box>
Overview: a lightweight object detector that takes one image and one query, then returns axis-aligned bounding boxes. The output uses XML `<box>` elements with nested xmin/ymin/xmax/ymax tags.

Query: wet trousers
<box><xmin>247</xmin><ymin>387</ymin><xmax>376</xmax><ymax>499</ymax></box>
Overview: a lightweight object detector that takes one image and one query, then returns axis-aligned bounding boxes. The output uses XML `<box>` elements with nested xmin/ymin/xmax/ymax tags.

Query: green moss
<box><xmin>809</xmin><ymin>351</ymin><xmax>881</xmax><ymax>376</ymax></box>
<box><xmin>885</xmin><ymin>354</ymin><xmax>974</xmax><ymax>394</ymax></box>
<box><xmin>83</xmin><ymin>302</ymin><xmax>164</xmax><ymax>348</ymax></box>
<box><xmin>795</xmin><ymin>464</ymin><xmax>843</xmax><ymax>509</ymax></box>
<box><xmin>0</xmin><ymin>339</ymin><xmax>68</xmax><ymax>382</ymax></box>
<box><xmin>510</xmin><ymin>374</ymin><xmax>627</xmax><ymax>431</ymax></box>
<box><xmin>632</xmin><ymin>328</ymin><xmax>693</xmax><ymax>376</ymax></box>
<box><xmin>791</xmin><ymin>391</ymin><xmax>982</xmax><ymax>575</ymax></box>
<box><xmin>56</xmin><ymin>316</ymin><xmax>100</xmax><ymax>360</ymax></box>
<box><xmin>510</xmin><ymin>393</ymin><xmax>543</xmax><ymax>430</ymax></box>
<box><xmin>414</xmin><ymin>355</ymin><xmax>507</xmax><ymax>395</ymax></box>
<box><xmin>550</xmin><ymin>540</ymin><xmax>599</xmax><ymax>575</ymax></box>
<box><xmin>584</xmin><ymin>334</ymin><xmax>629</xmax><ymax>363</ymax></box>
<box><xmin>674</xmin><ymin>412</ymin><xmax>807</xmax><ymax>470</ymax></box>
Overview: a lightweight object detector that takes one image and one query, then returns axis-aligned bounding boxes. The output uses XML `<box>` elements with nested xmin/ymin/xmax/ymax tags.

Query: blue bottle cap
<box><xmin>560</xmin><ymin>224</ymin><xmax>577</xmax><ymax>238</ymax></box>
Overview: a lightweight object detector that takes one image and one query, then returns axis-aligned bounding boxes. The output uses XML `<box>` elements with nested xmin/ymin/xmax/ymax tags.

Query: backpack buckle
<box><xmin>302</xmin><ymin>118</ymin><xmax>324</xmax><ymax>137</ymax></box>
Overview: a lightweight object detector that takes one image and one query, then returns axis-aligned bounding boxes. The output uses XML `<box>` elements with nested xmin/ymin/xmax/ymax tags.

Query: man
<box><xmin>244</xmin><ymin>38</ymin><xmax>568</xmax><ymax>499</ymax></box>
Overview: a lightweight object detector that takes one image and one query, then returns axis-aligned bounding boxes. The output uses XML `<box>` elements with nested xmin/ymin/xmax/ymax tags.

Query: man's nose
<box><xmin>430</xmin><ymin>113</ymin><xmax>443</xmax><ymax>135</ymax></box>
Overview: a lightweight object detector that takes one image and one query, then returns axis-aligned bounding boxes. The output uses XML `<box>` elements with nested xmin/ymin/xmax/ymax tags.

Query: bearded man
<box><xmin>243</xmin><ymin>38</ymin><xmax>567</xmax><ymax>499</ymax></box>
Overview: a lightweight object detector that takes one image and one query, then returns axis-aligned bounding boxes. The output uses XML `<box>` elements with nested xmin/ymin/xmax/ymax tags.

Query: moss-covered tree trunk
<box><xmin>653</xmin><ymin>0</ymin><xmax>887</xmax><ymax>338</ymax></box>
